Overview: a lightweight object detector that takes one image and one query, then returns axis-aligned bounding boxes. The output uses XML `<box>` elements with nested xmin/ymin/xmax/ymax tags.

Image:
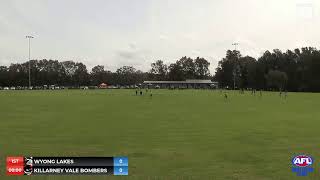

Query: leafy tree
<box><xmin>0</xmin><ymin>66</ymin><xmax>9</xmax><ymax>86</ymax></box>
<box><xmin>215</xmin><ymin>50</ymin><xmax>241</xmax><ymax>88</ymax></box>
<box><xmin>116</xmin><ymin>66</ymin><xmax>137</xmax><ymax>85</ymax></box>
<box><xmin>238</xmin><ymin>56</ymin><xmax>256</xmax><ymax>88</ymax></box>
<box><xmin>91</xmin><ymin>65</ymin><xmax>106</xmax><ymax>85</ymax></box>
<box><xmin>150</xmin><ymin>60</ymin><xmax>168</xmax><ymax>80</ymax></box>
<box><xmin>168</xmin><ymin>61</ymin><xmax>184</xmax><ymax>81</ymax></box>
<box><xmin>194</xmin><ymin>57</ymin><xmax>210</xmax><ymax>79</ymax></box>
<box><xmin>265</xmin><ymin>70</ymin><xmax>288</xmax><ymax>90</ymax></box>
<box><xmin>61</xmin><ymin>61</ymin><xmax>77</xmax><ymax>86</ymax></box>
<box><xmin>179</xmin><ymin>56</ymin><xmax>196</xmax><ymax>79</ymax></box>
<box><xmin>74</xmin><ymin>62</ymin><xmax>89</xmax><ymax>86</ymax></box>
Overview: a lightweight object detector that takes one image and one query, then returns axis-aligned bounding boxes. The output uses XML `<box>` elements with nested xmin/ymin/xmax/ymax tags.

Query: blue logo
<box><xmin>291</xmin><ymin>155</ymin><xmax>314</xmax><ymax>176</ymax></box>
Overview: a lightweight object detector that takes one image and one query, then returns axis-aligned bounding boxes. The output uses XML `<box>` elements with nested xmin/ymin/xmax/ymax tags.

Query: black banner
<box><xmin>31</xmin><ymin>166</ymin><xmax>113</xmax><ymax>175</ymax></box>
<box><xmin>29</xmin><ymin>157</ymin><xmax>114</xmax><ymax>167</ymax></box>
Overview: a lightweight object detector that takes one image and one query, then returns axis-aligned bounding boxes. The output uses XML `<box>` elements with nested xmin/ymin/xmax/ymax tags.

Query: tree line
<box><xmin>0</xmin><ymin>56</ymin><xmax>211</xmax><ymax>87</ymax></box>
<box><xmin>215</xmin><ymin>47</ymin><xmax>320</xmax><ymax>92</ymax></box>
<box><xmin>1</xmin><ymin>47</ymin><xmax>320</xmax><ymax>92</ymax></box>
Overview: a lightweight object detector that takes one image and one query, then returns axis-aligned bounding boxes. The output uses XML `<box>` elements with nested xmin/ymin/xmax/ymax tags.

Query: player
<box><xmin>135</xmin><ymin>90</ymin><xmax>138</xmax><ymax>95</ymax></box>
<box><xmin>284</xmin><ymin>90</ymin><xmax>288</xmax><ymax>99</ymax></box>
<box><xmin>224</xmin><ymin>93</ymin><xmax>228</xmax><ymax>100</ymax></box>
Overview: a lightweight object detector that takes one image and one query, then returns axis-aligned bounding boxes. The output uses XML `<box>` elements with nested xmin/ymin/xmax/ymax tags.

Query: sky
<box><xmin>0</xmin><ymin>0</ymin><xmax>319</xmax><ymax>73</ymax></box>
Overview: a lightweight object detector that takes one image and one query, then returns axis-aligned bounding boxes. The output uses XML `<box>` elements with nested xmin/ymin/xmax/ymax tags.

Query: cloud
<box><xmin>114</xmin><ymin>43</ymin><xmax>151</xmax><ymax>70</ymax></box>
<box><xmin>117</xmin><ymin>50</ymin><xmax>138</xmax><ymax>60</ymax></box>
<box><xmin>181</xmin><ymin>32</ymin><xmax>199</xmax><ymax>41</ymax></box>
<box><xmin>128</xmin><ymin>42</ymin><xmax>137</xmax><ymax>50</ymax></box>
<box><xmin>116</xmin><ymin>42</ymin><xmax>140</xmax><ymax>59</ymax></box>
<box><xmin>296</xmin><ymin>2</ymin><xmax>314</xmax><ymax>19</ymax></box>
<box><xmin>191</xmin><ymin>50</ymin><xmax>201</xmax><ymax>57</ymax></box>
<box><xmin>159</xmin><ymin>33</ymin><xmax>169</xmax><ymax>41</ymax></box>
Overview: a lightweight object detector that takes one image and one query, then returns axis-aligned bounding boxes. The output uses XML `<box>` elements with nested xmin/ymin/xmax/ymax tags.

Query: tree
<box><xmin>150</xmin><ymin>60</ymin><xmax>168</xmax><ymax>80</ymax></box>
<box><xmin>238</xmin><ymin>56</ymin><xmax>256</xmax><ymax>88</ymax></box>
<box><xmin>91</xmin><ymin>65</ymin><xmax>106</xmax><ymax>85</ymax></box>
<box><xmin>8</xmin><ymin>63</ymin><xmax>27</xmax><ymax>86</ymax></box>
<box><xmin>116</xmin><ymin>66</ymin><xmax>137</xmax><ymax>85</ymax></box>
<box><xmin>194</xmin><ymin>57</ymin><xmax>210</xmax><ymax>79</ymax></box>
<box><xmin>168</xmin><ymin>61</ymin><xmax>184</xmax><ymax>81</ymax></box>
<box><xmin>74</xmin><ymin>62</ymin><xmax>89</xmax><ymax>86</ymax></box>
<box><xmin>168</xmin><ymin>56</ymin><xmax>203</xmax><ymax>81</ymax></box>
<box><xmin>61</xmin><ymin>61</ymin><xmax>77</xmax><ymax>86</ymax></box>
<box><xmin>0</xmin><ymin>66</ymin><xmax>9</xmax><ymax>86</ymax></box>
<box><xmin>91</xmin><ymin>65</ymin><xmax>105</xmax><ymax>74</ymax></box>
<box><xmin>33</xmin><ymin>59</ymin><xmax>66</xmax><ymax>86</ymax></box>
<box><xmin>178</xmin><ymin>56</ymin><xmax>196</xmax><ymax>79</ymax></box>
<box><xmin>215</xmin><ymin>50</ymin><xmax>241</xmax><ymax>88</ymax></box>
<box><xmin>265</xmin><ymin>70</ymin><xmax>288</xmax><ymax>91</ymax></box>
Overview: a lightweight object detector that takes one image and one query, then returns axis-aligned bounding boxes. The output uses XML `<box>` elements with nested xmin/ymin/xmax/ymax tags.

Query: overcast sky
<box><xmin>0</xmin><ymin>0</ymin><xmax>319</xmax><ymax>72</ymax></box>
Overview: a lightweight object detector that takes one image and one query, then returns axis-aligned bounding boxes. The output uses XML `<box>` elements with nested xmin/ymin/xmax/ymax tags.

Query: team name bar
<box><xmin>6</xmin><ymin>156</ymin><xmax>128</xmax><ymax>176</ymax></box>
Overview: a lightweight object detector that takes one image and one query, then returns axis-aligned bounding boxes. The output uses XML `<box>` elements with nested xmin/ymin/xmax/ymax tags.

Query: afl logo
<box><xmin>292</xmin><ymin>155</ymin><xmax>313</xmax><ymax>167</ymax></box>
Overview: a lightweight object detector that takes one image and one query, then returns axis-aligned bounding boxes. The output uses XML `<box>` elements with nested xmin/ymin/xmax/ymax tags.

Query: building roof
<box><xmin>185</xmin><ymin>79</ymin><xmax>213</xmax><ymax>83</ymax></box>
<box><xmin>143</xmin><ymin>79</ymin><xmax>216</xmax><ymax>84</ymax></box>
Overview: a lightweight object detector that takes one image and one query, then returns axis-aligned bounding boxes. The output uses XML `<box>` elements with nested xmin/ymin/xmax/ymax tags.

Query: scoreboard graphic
<box><xmin>6</xmin><ymin>156</ymin><xmax>128</xmax><ymax>176</ymax></box>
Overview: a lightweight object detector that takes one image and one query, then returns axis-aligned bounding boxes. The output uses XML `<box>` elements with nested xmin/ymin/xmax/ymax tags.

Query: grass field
<box><xmin>1</xmin><ymin>89</ymin><xmax>320</xmax><ymax>180</ymax></box>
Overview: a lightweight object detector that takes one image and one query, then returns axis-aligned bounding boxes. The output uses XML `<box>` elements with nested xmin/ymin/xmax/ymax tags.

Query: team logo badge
<box><xmin>291</xmin><ymin>155</ymin><xmax>313</xmax><ymax>176</ymax></box>
<box><xmin>24</xmin><ymin>157</ymin><xmax>33</xmax><ymax>175</ymax></box>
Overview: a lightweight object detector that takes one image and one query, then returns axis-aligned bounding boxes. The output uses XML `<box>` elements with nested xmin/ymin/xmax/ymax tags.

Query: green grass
<box><xmin>0</xmin><ymin>90</ymin><xmax>320</xmax><ymax>180</ymax></box>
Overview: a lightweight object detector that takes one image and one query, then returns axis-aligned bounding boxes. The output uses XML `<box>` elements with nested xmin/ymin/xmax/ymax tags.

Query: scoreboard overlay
<box><xmin>6</xmin><ymin>156</ymin><xmax>128</xmax><ymax>176</ymax></box>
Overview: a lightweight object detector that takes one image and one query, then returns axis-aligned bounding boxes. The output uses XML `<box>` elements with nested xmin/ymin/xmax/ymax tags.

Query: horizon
<box><xmin>0</xmin><ymin>46</ymin><xmax>318</xmax><ymax>74</ymax></box>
